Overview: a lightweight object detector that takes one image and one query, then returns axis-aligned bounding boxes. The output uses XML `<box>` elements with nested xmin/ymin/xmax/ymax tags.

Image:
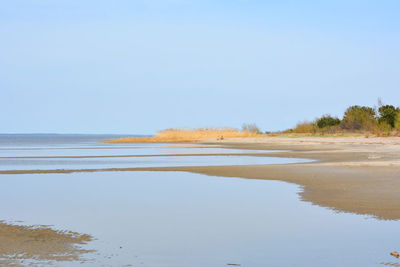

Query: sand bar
<box><xmin>0</xmin><ymin>221</ymin><xmax>93</xmax><ymax>266</ymax></box>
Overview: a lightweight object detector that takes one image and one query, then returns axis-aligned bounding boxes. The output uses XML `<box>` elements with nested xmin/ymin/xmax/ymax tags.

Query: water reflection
<box><xmin>0</xmin><ymin>171</ymin><xmax>399</xmax><ymax>266</ymax></box>
<box><xmin>0</xmin><ymin>155</ymin><xmax>308</xmax><ymax>171</ymax></box>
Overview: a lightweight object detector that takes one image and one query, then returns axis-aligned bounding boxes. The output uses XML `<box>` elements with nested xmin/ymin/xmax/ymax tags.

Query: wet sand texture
<box><xmin>0</xmin><ymin>221</ymin><xmax>93</xmax><ymax>265</ymax></box>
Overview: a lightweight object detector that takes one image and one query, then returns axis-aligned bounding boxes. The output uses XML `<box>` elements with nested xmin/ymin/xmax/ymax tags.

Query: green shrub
<box><xmin>316</xmin><ymin>115</ymin><xmax>341</xmax><ymax>129</ymax></box>
<box><xmin>378</xmin><ymin>105</ymin><xmax>398</xmax><ymax>128</ymax></box>
<box><xmin>286</xmin><ymin>102</ymin><xmax>400</xmax><ymax>135</ymax></box>
<box><xmin>341</xmin><ymin>105</ymin><xmax>378</xmax><ymax>131</ymax></box>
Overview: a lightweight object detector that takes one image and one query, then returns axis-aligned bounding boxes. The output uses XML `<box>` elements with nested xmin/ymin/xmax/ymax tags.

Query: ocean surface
<box><xmin>0</xmin><ymin>134</ymin><xmax>399</xmax><ymax>266</ymax></box>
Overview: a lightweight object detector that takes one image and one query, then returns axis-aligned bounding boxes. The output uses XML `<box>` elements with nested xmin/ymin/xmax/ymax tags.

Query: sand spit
<box><xmin>0</xmin><ymin>221</ymin><xmax>94</xmax><ymax>266</ymax></box>
<box><xmin>106</xmin><ymin>128</ymin><xmax>262</xmax><ymax>143</ymax></box>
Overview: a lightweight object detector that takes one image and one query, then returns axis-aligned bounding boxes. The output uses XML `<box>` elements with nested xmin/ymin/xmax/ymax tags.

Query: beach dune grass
<box><xmin>108</xmin><ymin>128</ymin><xmax>263</xmax><ymax>143</ymax></box>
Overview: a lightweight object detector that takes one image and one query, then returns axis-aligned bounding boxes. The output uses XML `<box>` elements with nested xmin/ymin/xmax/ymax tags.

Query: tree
<box><xmin>341</xmin><ymin>105</ymin><xmax>377</xmax><ymax>131</ymax></box>
<box><xmin>378</xmin><ymin>105</ymin><xmax>398</xmax><ymax>128</ymax></box>
<box><xmin>316</xmin><ymin>115</ymin><xmax>341</xmax><ymax>129</ymax></box>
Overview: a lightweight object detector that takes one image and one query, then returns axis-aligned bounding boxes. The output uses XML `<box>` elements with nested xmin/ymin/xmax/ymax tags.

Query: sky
<box><xmin>1</xmin><ymin>0</ymin><xmax>399</xmax><ymax>134</ymax></box>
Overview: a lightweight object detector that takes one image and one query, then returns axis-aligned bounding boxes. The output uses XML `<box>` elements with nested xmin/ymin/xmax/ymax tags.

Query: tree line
<box><xmin>286</xmin><ymin>102</ymin><xmax>400</xmax><ymax>136</ymax></box>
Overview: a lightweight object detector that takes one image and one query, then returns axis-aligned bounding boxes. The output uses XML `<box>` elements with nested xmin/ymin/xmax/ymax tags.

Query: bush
<box><xmin>378</xmin><ymin>105</ymin><xmax>398</xmax><ymax>128</ymax></box>
<box><xmin>341</xmin><ymin>105</ymin><xmax>378</xmax><ymax>131</ymax></box>
<box><xmin>379</xmin><ymin>121</ymin><xmax>392</xmax><ymax>136</ymax></box>
<box><xmin>292</xmin><ymin>121</ymin><xmax>317</xmax><ymax>134</ymax></box>
<box><xmin>285</xmin><ymin>102</ymin><xmax>400</xmax><ymax>135</ymax></box>
<box><xmin>396</xmin><ymin>109</ymin><xmax>400</xmax><ymax>130</ymax></box>
<box><xmin>316</xmin><ymin>115</ymin><xmax>341</xmax><ymax>129</ymax></box>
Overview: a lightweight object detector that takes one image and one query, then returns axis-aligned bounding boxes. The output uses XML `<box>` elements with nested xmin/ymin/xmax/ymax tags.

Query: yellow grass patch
<box><xmin>107</xmin><ymin>128</ymin><xmax>263</xmax><ymax>143</ymax></box>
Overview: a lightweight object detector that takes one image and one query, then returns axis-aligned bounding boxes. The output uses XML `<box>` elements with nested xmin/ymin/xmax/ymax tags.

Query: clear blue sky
<box><xmin>1</xmin><ymin>0</ymin><xmax>399</xmax><ymax>134</ymax></box>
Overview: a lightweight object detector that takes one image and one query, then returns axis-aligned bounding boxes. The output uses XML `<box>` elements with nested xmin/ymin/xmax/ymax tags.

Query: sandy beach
<box><xmin>113</xmin><ymin>136</ymin><xmax>400</xmax><ymax>221</ymax></box>
<box><xmin>196</xmin><ymin>137</ymin><xmax>400</xmax><ymax>220</ymax></box>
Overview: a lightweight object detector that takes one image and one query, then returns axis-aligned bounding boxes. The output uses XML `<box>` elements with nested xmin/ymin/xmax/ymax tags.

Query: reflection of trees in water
<box><xmin>0</xmin><ymin>221</ymin><xmax>94</xmax><ymax>266</ymax></box>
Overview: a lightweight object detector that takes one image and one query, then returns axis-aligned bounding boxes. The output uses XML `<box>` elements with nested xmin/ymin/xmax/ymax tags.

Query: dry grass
<box><xmin>108</xmin><ymin>128</ymin><xmax>263</xmax><ymax>143</ymax></box>
<box><xmin>108</xmin><ymin>127</ymin><xmax>389</xmax><ymax>144</ymax></box>
<box><xmin>284</xmin><ymin>121</ymin><xmax>317</xmax><ymax>134</ymax></box>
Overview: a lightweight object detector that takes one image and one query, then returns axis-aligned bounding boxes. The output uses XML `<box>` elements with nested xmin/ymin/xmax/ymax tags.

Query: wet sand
<box><xmin>198</xmin><ymin>137</ymin><xmax>400</xmax><ymax>220</ymax></box>
<box><xmin>0</xmin><ymin>221</ymin><xmax>93</xmax><ymax>266</ymax></box>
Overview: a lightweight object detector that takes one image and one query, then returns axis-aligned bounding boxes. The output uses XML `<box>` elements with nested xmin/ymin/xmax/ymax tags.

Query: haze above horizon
<box><xmin>1</xmin><ymin>0</ymin><xmax>399</xmax><ymax>134</ymax></box>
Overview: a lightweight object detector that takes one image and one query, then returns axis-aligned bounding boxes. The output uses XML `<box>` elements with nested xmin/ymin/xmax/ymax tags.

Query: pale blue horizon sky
<box><xmin>1</xmin><ymin>0</ymin><xmax>399</xmax><ymax>134</ymax></box>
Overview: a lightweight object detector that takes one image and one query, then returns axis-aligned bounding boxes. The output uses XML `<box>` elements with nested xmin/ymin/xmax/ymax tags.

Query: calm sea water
<box><xmin>0</xmin><ymin>134</ymin><xmax>304</xmax><ymax>171</ymax></box>
<box><xmin>0</xmin><ymin>135</ymin><xmax>399</xmax><ymax>266</ymax></box>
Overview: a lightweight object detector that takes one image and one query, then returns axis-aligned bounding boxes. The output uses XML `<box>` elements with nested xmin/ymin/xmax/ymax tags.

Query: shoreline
<box><xmin>2</xmin><ymin>136</ymin><xmax>400</xmax><ymax>265</ymax></box>
<box><xmin>2</xmin><ymin>136</ymin><xmax>400</xmax><ymax>220</ymax></box>
<box><xmin>202</xmin><ymin>137</ymin><xmax>400</xmax><ymax>220</ymax></box>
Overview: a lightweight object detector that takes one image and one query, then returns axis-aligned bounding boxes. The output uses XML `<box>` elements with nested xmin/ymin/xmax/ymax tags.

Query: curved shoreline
<box><xmin>2</xmin><ymin>137</ymin><xmax>400</xmax><ymax>220</ymax></box>
<box><xmin>203</xmin><ymin>138</ymin><xmax>400</xmax><ymax>220</ymax></box>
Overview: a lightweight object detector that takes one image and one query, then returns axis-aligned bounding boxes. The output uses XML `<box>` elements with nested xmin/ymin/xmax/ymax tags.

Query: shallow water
<box><xmin>0</xmin><ymin>135</ymin><xmax>399</xmax><ymax>266</ymax></box>
<box><xmin>0</xmin><ymin>155</ymin><xmax>306</xmax><ymax>171</ymax></box>
<box><xmin>0</xmin><ymin>135</ymin><xmax>299</xmax><ymax>171</ymax></box>
<box><xmin>0</xmin><ymin>144</ymin><xmax>273</xmax><ymax>157</ymax></box>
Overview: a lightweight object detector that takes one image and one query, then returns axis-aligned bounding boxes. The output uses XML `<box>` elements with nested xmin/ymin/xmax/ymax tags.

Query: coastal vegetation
<box><xmin>286</xmin><ymin>102</ymin><xmax>400</xmax><ymax>136</ymax></box>
<box><xmin>110</xmin><ymin>101</ymin><xmax>400</xmax><ymax>143</ymax></box>
<box><xmin>108</xmin><ymin>127</ymin><xmax>263</xmax><ymax>143</ymax></box>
